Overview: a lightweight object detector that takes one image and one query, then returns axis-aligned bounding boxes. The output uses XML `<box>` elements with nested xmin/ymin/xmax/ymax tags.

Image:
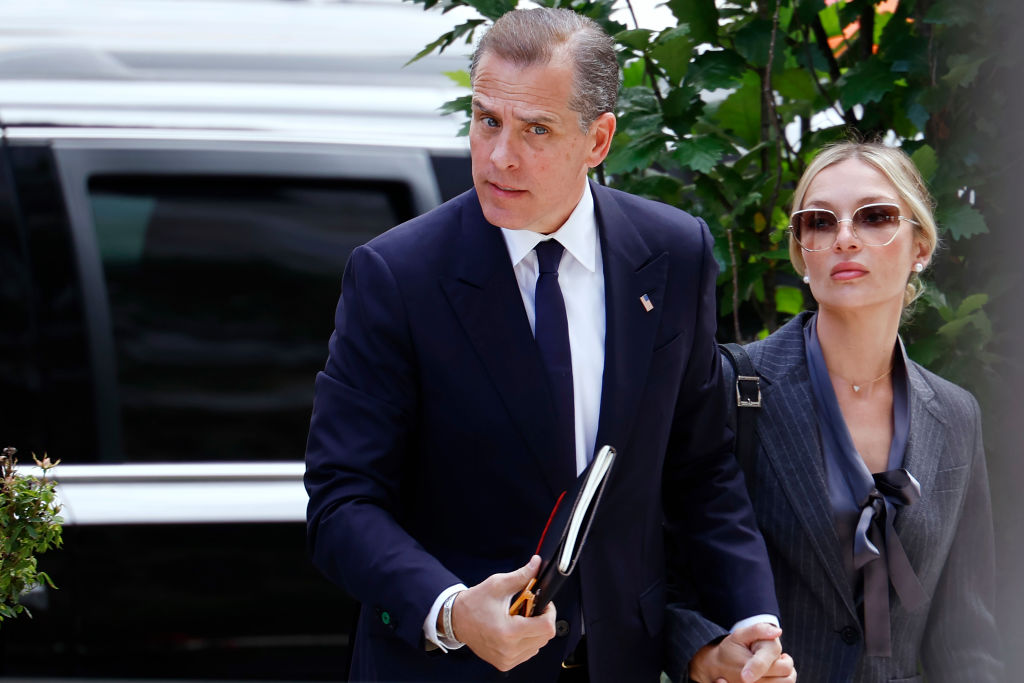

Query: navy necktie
<box><xmin>534</xmin><ymin>239</ymin><xmax>576</xmax><ymax>487</ymax></box>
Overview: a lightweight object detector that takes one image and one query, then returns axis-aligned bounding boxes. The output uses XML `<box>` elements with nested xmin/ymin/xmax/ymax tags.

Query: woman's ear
<box><xmin>913</xmin><ymin>237</ymin><xmax>932</xmax><ymax>270</ymax></box>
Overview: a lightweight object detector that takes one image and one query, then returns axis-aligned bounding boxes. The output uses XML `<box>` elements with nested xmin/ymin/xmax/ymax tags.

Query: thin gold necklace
<box><xmin>836</xmin><ymin>365</ymin><xmax>893</xmax><ymax>393</ymax></box>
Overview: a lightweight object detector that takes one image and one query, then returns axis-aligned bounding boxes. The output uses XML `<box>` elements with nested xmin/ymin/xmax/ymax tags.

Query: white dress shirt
<box><xmin>501</xmin><ymin>181</ymin><xmax>605</xmax><ymax>476</ymax></box>
<box><xmin>423</xmin><ymin>181</ymin><xmax>775</xmax><ymax>650</ymax></box>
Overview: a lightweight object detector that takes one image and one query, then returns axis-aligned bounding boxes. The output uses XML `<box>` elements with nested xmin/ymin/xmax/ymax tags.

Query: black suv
<box><xmin>0</xmin><ymin>0</ymin><xmax>472</xmax><ymax>677</ymax></box>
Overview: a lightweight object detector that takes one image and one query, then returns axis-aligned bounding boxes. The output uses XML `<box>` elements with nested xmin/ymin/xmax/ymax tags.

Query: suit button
<box><xmin>374</xmin><ymin>607</ymin><xmax>395</xmax><ymax>630</ymax></box>
<box><xmin>555</xmin><ymin>619</ymin><xmax>569</xmax><ymax>637</ymax></box>
<box><xmin>840</xmin><ymin>626</ymin><xmax>860</xmax><ymax>644</ymax></box>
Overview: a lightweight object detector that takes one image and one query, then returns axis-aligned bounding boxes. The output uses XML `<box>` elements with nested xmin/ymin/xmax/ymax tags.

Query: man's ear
<box><xmin>586</xmin><ymin>112</ymin><xmax>616</xmax><ymax>168</ymax></box>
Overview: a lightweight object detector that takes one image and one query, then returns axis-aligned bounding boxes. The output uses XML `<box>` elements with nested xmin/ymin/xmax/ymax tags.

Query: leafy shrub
<box><xmin>0</xmin><ymin>447</ymin><xmax>63</xmax><ymax>625</ymax></box>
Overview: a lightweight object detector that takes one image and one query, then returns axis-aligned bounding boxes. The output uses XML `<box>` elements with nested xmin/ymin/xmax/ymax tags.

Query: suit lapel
<box><xmin>439</xmin><ymin>193</ymin><xmax>567</xmax><ymax>497</ymax></box>
<box><xmin>895</xmin><ymin>364</ymin><xmax>943</xmax><ymax>534</ymax></box>
<box><xmin>754</xmin><ymin>318</ymin><xmax>859</xmax><ymax>619</ymax></box>
<box><xmin>590</xmin><ymin>182</ymin><xmax>667</xmax><ymax>454</ymax></box>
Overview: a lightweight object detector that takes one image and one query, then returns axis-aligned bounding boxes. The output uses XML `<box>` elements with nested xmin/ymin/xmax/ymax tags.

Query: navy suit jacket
<box><xmin>708</xmin><ymin>313</ymin><xmax>1003</xmax><ymax>682</ymax></box>
<box><xmin>304</xmin><ymin>181</ymin><xmax>778</xmax><ymax>682</ymax></box>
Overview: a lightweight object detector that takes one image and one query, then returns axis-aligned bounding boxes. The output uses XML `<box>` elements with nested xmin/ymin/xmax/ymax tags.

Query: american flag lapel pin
<box><xmin>640</xmin><ymin>293</ymin><xmax>654</xmax><ymax>312</ymax></box>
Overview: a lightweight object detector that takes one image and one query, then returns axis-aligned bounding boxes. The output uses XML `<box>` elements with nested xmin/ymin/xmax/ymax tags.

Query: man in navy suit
<box><xmin>305</xmin><ymin>8</ymin><xmax>791</xmax><ymax>682</ymax></box>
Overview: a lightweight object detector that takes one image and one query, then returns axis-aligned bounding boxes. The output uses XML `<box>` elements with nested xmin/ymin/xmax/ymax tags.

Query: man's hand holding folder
<box><xmin>510</xmin><ymin>446</ymin><xmax>617</xmax><ymax>618</ymax></box>
<box><xmin>445</xmin><ymin>555</ymin><xmax>557</xmax><ymax>671</ymax></box>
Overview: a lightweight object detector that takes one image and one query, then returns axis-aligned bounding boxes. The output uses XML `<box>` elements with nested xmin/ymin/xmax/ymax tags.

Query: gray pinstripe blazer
<box><xmin>717</xmin><ymin>312</ymin><xmax>1003</xmax><ymax>683</ymax></box>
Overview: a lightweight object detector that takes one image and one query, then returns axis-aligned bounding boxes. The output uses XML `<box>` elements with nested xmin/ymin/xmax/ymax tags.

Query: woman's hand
<box><xmin>688</xmin><ymin>622</ymin><xmax>796</xmax><ymax>683</ymax></box>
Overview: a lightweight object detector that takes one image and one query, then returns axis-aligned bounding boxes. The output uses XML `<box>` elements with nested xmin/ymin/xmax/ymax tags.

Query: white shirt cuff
<box><xmin>730</xmin><ymin>614</ymin><xmax>780</xmax><ymax>633</ymax></box>
<box><xmin>423</xmin><ymin>583</ymin><xmax>468</xmax><ymax>652</ymax></box>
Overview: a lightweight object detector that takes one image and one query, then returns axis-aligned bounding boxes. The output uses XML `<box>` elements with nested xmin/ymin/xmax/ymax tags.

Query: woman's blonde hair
<box><xmin>788</xmin><ymin>141</ymin><xmax>939</xmax><ymax>307</ymax></box>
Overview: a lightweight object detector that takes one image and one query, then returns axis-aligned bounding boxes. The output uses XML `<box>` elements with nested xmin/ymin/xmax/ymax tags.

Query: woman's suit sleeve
<box><xmin>920</xmin><ymin>394</ymin><xmax>1004</xmax><ymax>681</ymax></box>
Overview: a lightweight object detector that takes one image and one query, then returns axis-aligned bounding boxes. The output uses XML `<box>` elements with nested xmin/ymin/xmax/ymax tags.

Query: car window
<box><xmin>88</xmin><ymin>175</ymin><xmax>412</xmax><ymax>462</ymax></box>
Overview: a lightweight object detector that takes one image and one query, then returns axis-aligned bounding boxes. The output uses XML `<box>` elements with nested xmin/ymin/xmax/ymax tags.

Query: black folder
<box><xmin>510</xmin><ymin>445</ymin><xmax>617</xmax><ymax>617</ymax></box>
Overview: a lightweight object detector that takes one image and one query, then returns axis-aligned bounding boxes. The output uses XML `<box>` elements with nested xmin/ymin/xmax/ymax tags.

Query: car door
<box><xmin>0</xmin><ymin>134</ymin><xmax>470</xmax><ymax>678</ymax></box>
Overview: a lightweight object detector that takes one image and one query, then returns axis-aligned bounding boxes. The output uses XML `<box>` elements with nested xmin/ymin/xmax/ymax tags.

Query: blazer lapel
<box><xmin>439</xmin><ymin>193</ymin><xmax>566</xmax><ymax>497</ymax></box>
<box><xmin>754</xmin><ymin>318</ymin><xmax>859</xmax><ymax>619</ymax></box>
<box><xmin>895</xmin><ymin>364</ymin><xmax>943</xmax><ymax>534</ymax></box>
<box><xmin>590</xmin><ymin>182</ymin><xmax>667</xmax><ymax>454</ymax></box>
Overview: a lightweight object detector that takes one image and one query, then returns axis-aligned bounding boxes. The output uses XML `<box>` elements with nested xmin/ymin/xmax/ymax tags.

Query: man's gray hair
<box><xmin>470</xmin><ymin>8</ymin><xmax>619</xmax><ymax>132</ymax></box>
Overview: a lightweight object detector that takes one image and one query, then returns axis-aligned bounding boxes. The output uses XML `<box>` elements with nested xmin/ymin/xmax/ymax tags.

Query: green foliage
<box><xmin>409</xmin><ymin>0</ymin><xmax>1010</xmax><ymax>398</ymax></box>
<box><xmin>0</xmin><ymin>447</ymin><xmax>63</xmax><ymax>625</ymax></box>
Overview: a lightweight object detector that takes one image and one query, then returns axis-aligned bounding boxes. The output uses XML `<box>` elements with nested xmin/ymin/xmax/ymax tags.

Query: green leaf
<box><xmin>937</xmin><ymin>312</ymin><xmax>984</xmax><ymax>340</ymax></box>
<box><xmin>443</xmin><ymin>70</ymin><xmax>471</xmax><ymax>88</ymax></box>
<box><xmin>955</xmin><ymin>293</ymin><xmax>989</xmax><ymax>318</ymax></box>
<box><xmin>831</xmin><ymin>0</ymin><xmax>859</xmax><ymax>25</ymax></box>
<box><xmin>778</xmin><ymin>5</ymin><xmax>795</xmax><ymax>33</ymax></box>
<box><xmin>604</xmin><ymin>132</ymin><xmax>669</xmax><ymax>174</ymax></box>
<box><xmin>838</xmin><ymin>59</ymin><xmax>897</xmax><ymax>109</ymax></box>
<box><xmin>619</xmin><ymin>112</ymin><xmax>665</xmax><ymax>138</ymax></box>
<box><xmin>733</xmin><ymin>18</ymin><xmax>774</xmax><ymax>69</ymax></box>
<box><xmin>662</xmin><ymin>85</ymin><xmax>702</xmax><ymax>136</ymax></box>
<box><xmin>687</xmin><ymin>49</ymin><xmax>746</xmax><ymax>90</ymax></box>
<box><xmin>942</xmin><ymin>54</ymin><xmax>988</xmax><ymax>88</ymax></box>
<box><xmin>910</xmin><ymin>144</ymin><xmax>938</xmax><ymax>183</ymax></box>
<box><xmin>936</xmin><ymin>202</ymin><xmax>988</xmax><ymax>240</ymax></box>
<box><xmin>651</xmin><ymin>27</ymin><xmax>694</xmax><ymax>85</ymax></box>
<box><xmin>920</xmin><ymin>287</ymin><xmax>953</xmax><ymax>321</ymax></box>
<box><xmin>906</xmin><ymin>101</ymin><xmax>930</xmax><ymax>132</ymax></box>
<box><xmin>818</xmin><ymin>2</ymin><xmax>842</xmax><ymax>37</ymax></box>
<box><xmin>658</xmin><ymin>25</ymin><xmax>692</xmax><ymax>44</ymax></box>
<box><xmin>462</xmin><ymin>0</ymin><xmax>516</xmax><ymax>21</ymax></box>
<box><xmin>439</xmin><ymin>94</ymin><xmax>472</xmax><ymax>119</ymax></box>
<box><xmin>666</xmin><ymin>0</ymin><xmax>719</xmax><ymax>45</ymax></box>
<box><xmin>618</xmin><ymin>85</ymin><xmax>662</xmax><ymax>115</ymax></box>
<box><xmin>616</xmin><ymin>28</ymin><xmax>654</xmax><ymax>50</ymax></box>
<box><xmin>906</xmin><ymin>335</ymin><xmax>943</xmax><ymax>366</ymax></box>
<box><xmin>773</xmin><ymin>68</ymin><xmax>818</xmax><ymax>103</ymax></box>
<box><xmin>674</xmin><ymin>136</ymin><xmax>732</xmax><ymax>174</ymax></box>
<box><xmin>880</xmin><ymin>19</ymin><xmax>929</xmax><ymax>78</ymax></box>
<box><xmin>923</xmin><ymin>0</ymin><xmax>975</xmax><ymax>27</ymax></box>
<box><xmin>775</xmin><ymin>285</ymin><xmax>803</xmax><ymax>316</ymax></box>
<box><xmin>711</xmin><ymin>71</ymin><xmax>761</xmax><ymax>147</ymax></box>
<box><xmin>627</xmin><ymin>173</ymin><xmax>685</xmax><ymax>203</ymax></box>
<box><xmin>758</xmin><ymin>248</ymin><xmax>791</xmax><ymax>261</ymax></box>
<box><xmin>408</xmin><ymin>33</ymin><xmax>456</xmax><ymax>65</ymax></box>
<box><xmin>873</xmin><ymin>8</ymin><xmax>893</xmax><ymax>45</ymax></box>
<box><xmin>406</xmin><ymin>19</ymin><xmax>485</xmax><ymax>65</ymax></box>
<box><xmin>794</xmin><ymin>0</ymin><xmax>821</xmax><ymax>25</ymax></box>
<box><xmin>621</xmin><ymin>59</ymin><xmax>647</xmax><ymax>88</ymax></box>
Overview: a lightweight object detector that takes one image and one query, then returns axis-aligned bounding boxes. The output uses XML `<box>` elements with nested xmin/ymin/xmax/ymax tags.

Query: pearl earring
<box><xmin>914</xmin><ymin>263</ymin><xmax>924</xmax><ymax>273</ymax></box>
<box><xmin>803</xmin><ymin>275</ymin><xmax>811</xmax><ymax>284</ymax></box>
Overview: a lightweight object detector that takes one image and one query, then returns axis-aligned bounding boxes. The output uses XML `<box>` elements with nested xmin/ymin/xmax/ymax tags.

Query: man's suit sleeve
<box><xmin>920</xmin><ymin>395</ymin><xmax>1004</xmax><ymax>681</ymax></box>
<box><xmin>304</xmin><ymin>244</ymin><xmax>458</xmax><ymax>649</ymax></box>
<box><xmin>661</xmin><ymin>217</ymin><xmax>779</xmax><ymax>672</ymax></box>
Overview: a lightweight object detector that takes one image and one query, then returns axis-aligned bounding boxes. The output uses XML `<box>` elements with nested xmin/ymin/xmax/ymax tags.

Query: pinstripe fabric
<box><xmin>725</xmin><ymin>312</ymin><xmax>1003</xmax><ymax>683</ymax></box>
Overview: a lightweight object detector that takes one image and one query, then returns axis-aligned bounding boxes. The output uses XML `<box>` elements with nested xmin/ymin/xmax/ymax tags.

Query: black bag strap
<box><xmin>719</xmin><ymin>342</ymin><xmax>761</xmax><ymax>477</ymax></box>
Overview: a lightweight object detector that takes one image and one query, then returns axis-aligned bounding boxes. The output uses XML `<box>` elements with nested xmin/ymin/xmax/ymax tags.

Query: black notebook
<box><xmin>509</xmin><ymin>445</ymin><xmax>617</xmax><ymax>617</ymax></box>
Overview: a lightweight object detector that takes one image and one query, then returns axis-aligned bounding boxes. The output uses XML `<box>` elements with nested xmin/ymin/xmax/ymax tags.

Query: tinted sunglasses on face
<box><xmin>789</xmin><ymin>203</ymin><xmax>920</xmax><ymax>251</ymax></box>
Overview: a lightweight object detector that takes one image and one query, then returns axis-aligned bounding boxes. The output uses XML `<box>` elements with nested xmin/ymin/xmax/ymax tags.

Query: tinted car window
<box><xmin>88</xmin><ymin>175</ymin><xmax>412</xmax><ymax>462</ymax></box>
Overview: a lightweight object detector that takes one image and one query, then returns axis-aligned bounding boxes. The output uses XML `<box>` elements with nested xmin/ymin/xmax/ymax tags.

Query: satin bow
<box><xmin>853</xmin><ymin>468</ymin><xmax>927</xmax><ymax>656</ymax></box>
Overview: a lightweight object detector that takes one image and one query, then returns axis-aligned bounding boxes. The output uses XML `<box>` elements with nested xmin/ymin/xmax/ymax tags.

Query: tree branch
<box><xmin>763</xmin><ymin>0</ymin><xmax>785</xmax><ymax>221</ymax></box>
<box><xmin>810</xmin><ymin>15</ymin><xmax>857</xmax><ymax>126</ymax></box>
<box><xmin>859</xmin><ymin>3</ymin><xmax>875</xmax><ymax>62</ymax></box>
<box><xmin>725</xmin><ymin>226</ymin><xmax>742</xmax><ymax>341</ymax></box>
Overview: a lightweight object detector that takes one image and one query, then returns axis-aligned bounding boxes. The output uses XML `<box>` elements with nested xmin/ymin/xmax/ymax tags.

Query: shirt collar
<box><xmin>500</xmin><ymin>181</ymin><xmax>597</xmax><ymax>272</ymax></box>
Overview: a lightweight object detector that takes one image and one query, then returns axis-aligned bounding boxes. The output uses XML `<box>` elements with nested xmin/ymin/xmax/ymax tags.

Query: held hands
<box><xmin>688</xmin><ymin>622</ymin><xmax>796</xmax><ymax>683</ymax></box>
<box><xmin>451</xmin><ymin>555</ymin><xmax>557</xmax><ymax>671</ymax></box>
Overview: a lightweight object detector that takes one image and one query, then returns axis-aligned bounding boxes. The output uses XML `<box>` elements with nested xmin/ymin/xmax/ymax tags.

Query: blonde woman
<box><xmin>683</xmin><ymin>141</ymin><xmax>1002</xmax><ymax>683</ymax></box>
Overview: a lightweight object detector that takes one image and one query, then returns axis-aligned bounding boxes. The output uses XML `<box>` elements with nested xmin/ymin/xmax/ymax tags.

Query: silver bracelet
<box><xmin>442</xmin><ymin>591</ymin><xmax>463</xmax><ymax>644</ymax></box>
